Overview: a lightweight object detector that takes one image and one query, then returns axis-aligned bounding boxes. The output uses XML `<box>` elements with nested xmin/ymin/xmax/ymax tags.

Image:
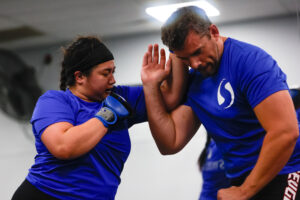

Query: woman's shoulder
<box><xmin>39</xmin><ymin>90</ymin><xmax>73</xmax><ymax>103</ymax></box>
<box><xmin>112</xmin><ymin>85</ymin><xmax>143</xmax><ymax>99</ymax></box>
<box><xmin>43</xmin><ymin>89</ymin><xmax>65</xmax><ymax>96</ymax></box>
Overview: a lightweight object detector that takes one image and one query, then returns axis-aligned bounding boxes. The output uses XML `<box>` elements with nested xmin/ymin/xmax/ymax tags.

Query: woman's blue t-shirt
<box><xmin>26</xmin><ymin>85</ymin><xmax>147</xmax><ymax>200</ymax></box>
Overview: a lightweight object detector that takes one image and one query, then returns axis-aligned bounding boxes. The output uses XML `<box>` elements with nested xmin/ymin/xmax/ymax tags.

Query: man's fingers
<box><xmin>147</xmin><ymin>45</ymin><xmax>153</xmax><ymax>64</ymax></box>
<box><xmin>142</xmin><ymin>52</ymin><xmax>148</xmax><ymax>67</ymax></box>
<box><xmin>160</xmin><ymin>48</ymin><xmax>166</xmax><ymax>68</ymax></box>
<box><xmin>144</xmin><ymin>44</ymin><xmax>167</xmax><ymax>70</ymax></box>
<box><xmin>153</xmin><ymin>44</ymin><xmax>159</xmax><ymax>64</ymax></box>
<box><xmin>165</xmin><ymin>58</ymin><xmax>171</xmax><ymax>75</ymax></box>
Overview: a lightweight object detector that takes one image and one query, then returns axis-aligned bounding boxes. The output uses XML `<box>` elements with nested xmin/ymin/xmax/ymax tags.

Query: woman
<box><xmin>12</xmin><ymin>36</ymin><xmax>187</xmax><ymax>200</ymax></box>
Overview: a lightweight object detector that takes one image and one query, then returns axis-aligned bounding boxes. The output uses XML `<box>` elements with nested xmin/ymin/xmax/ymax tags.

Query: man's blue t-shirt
<box><xmin>26</xmin><ymin>85</ymin><xmax>147</xmax><ymax>200</ymax></box>
<box><xmin>199</xmin><ymin>138</ymin><xmax>230</xmax><ymax>200</ymax></box>
<box><xmin>185</xmin><ymin>38</ymin><xmax>300</xmax><ymax>178</ymax></box>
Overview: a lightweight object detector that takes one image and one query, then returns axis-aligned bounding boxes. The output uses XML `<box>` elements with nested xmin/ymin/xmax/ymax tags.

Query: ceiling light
<box><xmin>145</xmin><ymin>0</ymin><xmax>220</xmax><ymax>23</ymax></box>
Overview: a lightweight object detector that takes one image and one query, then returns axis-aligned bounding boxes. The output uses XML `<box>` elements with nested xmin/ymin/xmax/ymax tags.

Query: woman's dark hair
<box><xmin>198</xmin><ymin>133</ymin><xmax>211</xmax><ymax>171</ymax></box>
<box><xmin>60</xmin><ymin>36</ymin><xmax>114</xmax><ymax>91</ymax></box>
<box><xmin>161</xmin><ymin>6</ymin><xmax>212</xmax><ymax>51</ymax></box>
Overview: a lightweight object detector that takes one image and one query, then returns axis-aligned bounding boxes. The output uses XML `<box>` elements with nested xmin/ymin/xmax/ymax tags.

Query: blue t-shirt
<box><xmin>26</xmin><ymin>85</ymin><xmax>147</xmax><ymax>200</ymax></box>
<box><xmin>199</xmin><ymin>139</ymin><xmax>230</xmax><ymax>200</ymax></box>
<box><xmin>185</xmin><ymin>38</ymin><xmax>300</xmax><ymax>178</ymax></box>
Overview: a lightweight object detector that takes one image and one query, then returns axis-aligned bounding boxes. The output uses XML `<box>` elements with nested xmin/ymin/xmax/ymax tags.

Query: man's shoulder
<box><xmin>224</xmin><ymin>38</ymin><xmax>270</xmax><ymax>70</ymax></box>
<box><xmin>226</xmin><ymin>38</ymin><xmax>262</xmax><ymax>54</ymax></box>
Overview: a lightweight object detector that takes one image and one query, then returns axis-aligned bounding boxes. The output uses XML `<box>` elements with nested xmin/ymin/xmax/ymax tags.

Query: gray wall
<box><xmin>1</xmin><ymin>15</ymin><xmax>299</xmax><ymax>199</ymax></box>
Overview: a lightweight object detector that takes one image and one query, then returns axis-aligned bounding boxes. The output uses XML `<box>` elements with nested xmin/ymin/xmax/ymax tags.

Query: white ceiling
<box><xmin>0</xmin><ymin>0</ymin><xmax>298</xmax><ymax>50</ymax></box>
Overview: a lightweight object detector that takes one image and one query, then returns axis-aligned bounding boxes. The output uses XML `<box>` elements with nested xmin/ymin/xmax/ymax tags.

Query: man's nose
<box><xmin>189</xmin><ymin>57</ymin><xmax>202</xmax><ymax>69</ymax></box>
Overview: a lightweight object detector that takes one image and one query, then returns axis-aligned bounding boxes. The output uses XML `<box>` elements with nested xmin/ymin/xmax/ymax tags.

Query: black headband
<box><xmin>66</xmin><ymin>42</ymin><xmax>114</xmax><ymax>77</ymax></box>
<box><xmin>77</xmin><ymin>42</ymin><xmax>114</xmax><ymax>71</ymax></box>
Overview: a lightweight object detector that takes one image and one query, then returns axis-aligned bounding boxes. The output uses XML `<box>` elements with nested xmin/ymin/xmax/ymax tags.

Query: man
<box><xmin>141</xmin><ymin>6</ymin><xmax>300</xmax><ymax>200</ymax></box>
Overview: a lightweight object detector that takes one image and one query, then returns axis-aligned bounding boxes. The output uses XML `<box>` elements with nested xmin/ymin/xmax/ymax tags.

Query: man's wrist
<box><xmin>239</xmin><ymin>180</ymin><xmax>257</xmax><ymax>199</ymax></box>
<box><xmin>142</xmin><ymin>82</ymin><xmax>161</xmax><ymax>90</ymax></box>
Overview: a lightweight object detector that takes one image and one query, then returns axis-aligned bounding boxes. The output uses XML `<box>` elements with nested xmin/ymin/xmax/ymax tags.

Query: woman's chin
<box><xmin>100</xmin><ymin>91</ymin><xmax>110</xmax><ymax>100</ymax></box>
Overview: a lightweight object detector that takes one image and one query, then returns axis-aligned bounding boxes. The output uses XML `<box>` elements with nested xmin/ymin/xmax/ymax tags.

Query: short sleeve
<box><xmin>30</xmin><ymin>91</ymin><xmax>76</xmax><ymax>138</ymax></box>
<box><xmin>238</xmin><ymin>50</ymin><xmax>288</xmax><ymax>108</ymax></box>
<box><xmin>112</xmin><ymin>85</ymin><xmax>147</xmax><ymax>127</ymax></box>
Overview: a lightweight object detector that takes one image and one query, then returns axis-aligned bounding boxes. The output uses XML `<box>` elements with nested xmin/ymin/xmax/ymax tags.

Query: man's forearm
<box><xmin>240</xmin><ymin>129</ymin><xmax>298</xmax><ymax>198</ymax></box>
<box><xmin>141</xmin><ymin>44</ymin><xmax>195</xmax><ymax>155</ymax></box>
<box><xmin>143</xmin><ymin>84</ymin><xmax>178</xmax><ymax>154</ymax></box>
<box><xmin>161</xmin><ymin>54</ymin><xmax>188</xmax><ymax>110</ymax></box>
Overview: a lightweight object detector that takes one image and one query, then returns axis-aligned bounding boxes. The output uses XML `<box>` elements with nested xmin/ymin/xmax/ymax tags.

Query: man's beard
<box><xmin>197</xmin><ymin>58</ymin><xmax>219</xmax><ymax>77</ymax></box>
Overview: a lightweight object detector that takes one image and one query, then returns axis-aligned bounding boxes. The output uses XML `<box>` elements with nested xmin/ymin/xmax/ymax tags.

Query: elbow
<box><xmin>161</xmin><ymin>89</ymin><xmax>182</xmax><ymax>111</ymax></box>
<box><xmin>164</xmin><ymin>97</ymin><xmax>178</xmax><ymax>111</ymax></box>
<box><xmin>153</xmin><ymin>134</ymin><xmax>184</xmax><ymax>155</ymax></box>
<box><xmin>287</xmin><ymin>123</ymin><xmax>299</xmax><ymax>142</ymax></box>
<box><xmin>290</xmin><ymin>127</ymin><xmax>299</xmax><ymax>143</ymax></box>
<box><xmin>157</xmin><ymin>146</ymin><xmax>181</xmax><ymax>156</ymax></box>
<box><xmin>280</xmin><ymin>126</ymin><xmax>299</xmax><ymax>146</ymax></box>
<box><xmin>159</xmin><ymin>149</ymin><xmax>175</xmax><ymax>156</ymax></box>
<box><xmin>51</xmin><ymin>145</ymin><xmax>74</xmax><ymax>160</ymax></box>
<box><xmin>286</xmin><ymin>129</ymin><xmax>299</xmax><ymax>151</ymax></box>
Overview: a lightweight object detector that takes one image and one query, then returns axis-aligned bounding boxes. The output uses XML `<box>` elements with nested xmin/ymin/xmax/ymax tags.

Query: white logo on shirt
<box><xmin>217</xmin><ymin>79</ymin><xmax>234</xmax><ymax>109</ymax></box>
<box><xmin>207</xmin><ymin>148</ymin><xmax>212</xmax><ymax>159</ymax></box>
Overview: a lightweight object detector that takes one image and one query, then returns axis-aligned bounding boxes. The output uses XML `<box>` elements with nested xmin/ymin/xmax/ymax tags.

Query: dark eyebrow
<box><xmin>103</xmin><ymin>66</ymin><xmax>116</xmax><ymax>72</ymax></box>
<box><xmin>176</xmin><ymin>47</ymin><xmax>202</xmax><ymax>60</ymax></box>
<box><xmin>191</xmin><ymin>48</ymin><xmax>202</xmax><ymax>56</ymax></box>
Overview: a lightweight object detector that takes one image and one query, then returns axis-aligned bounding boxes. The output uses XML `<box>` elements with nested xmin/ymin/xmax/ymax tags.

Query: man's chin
<box><xmin>200</xmin><ymin>66</ymin><xmax>218</xmax><ymax>77</ymax></box>
<box><xmin>199</xmin><ymin>70</ymin><xmax>215</xmax><ymax>78</ymax></box>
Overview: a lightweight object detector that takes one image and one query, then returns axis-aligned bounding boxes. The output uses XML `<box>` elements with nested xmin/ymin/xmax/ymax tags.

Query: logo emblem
<box><xmin>207</xmin><ymin>148</ymin><xmax>212</xmax><ymax>159</ymax></box>
<box><xmin>217</xmin><ymin>79</ymin><xmax>234</xmax><ymax>109</ymax></box>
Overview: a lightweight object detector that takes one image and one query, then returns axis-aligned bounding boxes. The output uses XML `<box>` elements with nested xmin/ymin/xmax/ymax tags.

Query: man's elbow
<box><xmin>164</xmin><ymin>96</ymin><xmax>179</xmax><ymax>111</ymax></box>
<box><xmin>157</xmin><ymin>145</ymin><xmax>181</xmax><ymax>155</ymax></box>
<box><xmin>283</xmin><ymin>125</ymin><xmax>299</xmax><ymax>145</ymax></box>
<box><xmin>290</xmin><ymin>126</ymin><xmax>299</xmax><ymax>142</ymax></box>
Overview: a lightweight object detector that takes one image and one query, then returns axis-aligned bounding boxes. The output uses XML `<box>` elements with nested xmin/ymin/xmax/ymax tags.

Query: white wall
<box><xmin>2</xmin><ymin>15</ymin><xmax>300</xmax><ymax>200</ymax></box>
<box><xmin>219</xmin><ymin>16</ymin><xmax>300</xmax><ymax>86</ymax></box>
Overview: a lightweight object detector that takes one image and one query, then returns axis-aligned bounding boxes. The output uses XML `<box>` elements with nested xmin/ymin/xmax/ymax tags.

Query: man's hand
<box><xmin>141</xmin><ymin>44</ymin><xmax>171</xmax><ymax>87</ymax></box>
<box><xmin>217</xmin><ymin>186</ymin><xmax>249</xmax><ymax>200</ymax></box>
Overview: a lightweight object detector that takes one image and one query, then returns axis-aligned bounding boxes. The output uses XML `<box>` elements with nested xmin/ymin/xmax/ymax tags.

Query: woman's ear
<box><xmin>74</xmin><ymin>71</ymin><xmax>85</xmax><ymax>84</ymax></box>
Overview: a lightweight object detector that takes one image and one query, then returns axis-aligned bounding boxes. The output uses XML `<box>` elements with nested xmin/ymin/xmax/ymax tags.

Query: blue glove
<box><xmin>95</xmin><ymin>92</ymin><xmax>133</xmax><ymax>127</ymax></box>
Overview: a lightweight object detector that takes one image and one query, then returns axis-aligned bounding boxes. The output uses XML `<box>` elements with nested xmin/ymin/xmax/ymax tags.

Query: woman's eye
<box><xmin>101</xmin><ymin>68</ymin><xmax>115</xmax><ymax>77</ymax></box>
<box><xmin>102</xmin><ymin>73</ymin><xmax>109</xmax><ymax>77</ymax></box>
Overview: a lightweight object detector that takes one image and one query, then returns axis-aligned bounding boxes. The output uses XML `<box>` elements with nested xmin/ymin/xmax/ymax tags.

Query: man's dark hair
<box><xmin>161</xmin><ymin>6</ymin><xmax>212</xmax><ymax>51</ymax></box>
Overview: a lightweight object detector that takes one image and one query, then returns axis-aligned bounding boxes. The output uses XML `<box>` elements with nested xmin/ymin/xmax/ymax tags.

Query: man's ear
<box><xmin>209</xmin><ymin>24</ymin><xmax>219</xmax><ymax>39</ymax></box>
<box><xmin>74</xmin><ymin>71</ymin><xmax>85</xmax><ymax>84</ymax></box>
